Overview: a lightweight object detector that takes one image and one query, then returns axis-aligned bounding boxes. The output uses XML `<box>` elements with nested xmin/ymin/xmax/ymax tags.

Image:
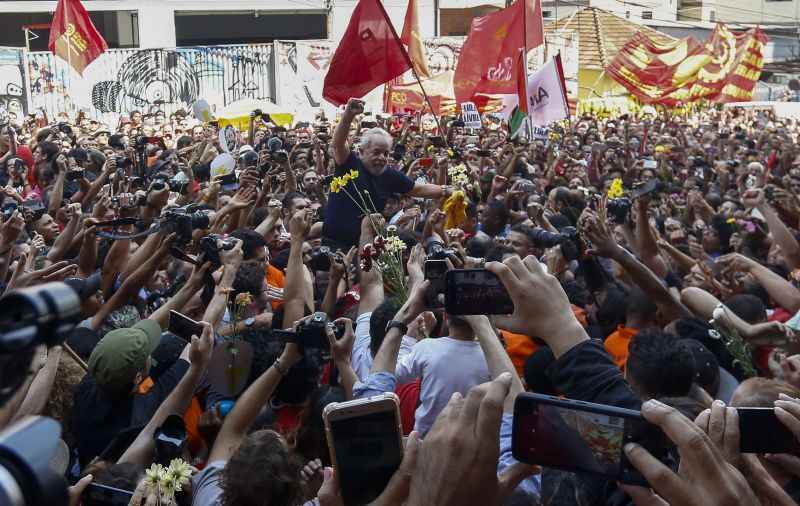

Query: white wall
<box><xmin>329</xmin><ymin>0</ymin><xmax>438</xmax><ymax>41</ymax></box>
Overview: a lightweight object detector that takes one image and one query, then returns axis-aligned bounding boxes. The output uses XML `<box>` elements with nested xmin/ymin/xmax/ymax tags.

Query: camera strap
<box><xmin>94</xmin><ymin>217</ymin><xmax>161</xmax><ymax>241</ymax></box>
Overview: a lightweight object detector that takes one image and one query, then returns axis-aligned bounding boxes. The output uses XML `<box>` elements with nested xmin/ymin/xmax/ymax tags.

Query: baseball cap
<box><xmin>88</xmin><ymin>319</ymin><xmax>162</xmax><ymax>392</ymax></box>
<box><xmin>239</xmin><ymin>144</ymin><xmax>254</xmax><ymax>155</ymax></box>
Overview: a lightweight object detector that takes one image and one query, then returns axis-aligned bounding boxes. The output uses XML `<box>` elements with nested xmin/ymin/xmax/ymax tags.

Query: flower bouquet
<box><xmin>130</xmin><ymin>459</ymin><xmax>193</xmax><ymax>506</ymax></box>
<box><xmin>330</xmin><ymin>170</ymin><xmax>408</xmax><ymax>302</ymax></box>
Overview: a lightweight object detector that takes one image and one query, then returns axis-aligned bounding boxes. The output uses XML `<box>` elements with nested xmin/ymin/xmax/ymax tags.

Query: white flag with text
<box><xmin>525</xmin><ymin>54</ymin><xmax>569</xmax><ymax>127</ymax></box>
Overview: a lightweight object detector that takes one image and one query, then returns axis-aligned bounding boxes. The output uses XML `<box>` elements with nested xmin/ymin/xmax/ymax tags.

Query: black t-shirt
<box><xmin>70</xmin><ymin>359</ymin><xmax>190</xmax><ymax>466</ymax></box>
<box><xmin>322</xmin><ymin>152</ymin><xmax>414</xmax><ymax>248</ymax></box>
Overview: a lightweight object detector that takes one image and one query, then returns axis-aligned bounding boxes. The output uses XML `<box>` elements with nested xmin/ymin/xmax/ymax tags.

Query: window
<box><xmin>709</xmin><ymin>10</ymin><xmax>715</xmax><ymax>21</ymax></box>
<box><xmin>625</xmin><ymin>10</ymin><xmax>631</xmax><ymax>18</ymax></box>
<box><xmin>542</xmin><ymin>10</ymin><xmax>553</xmax><ymax>18</ymax></box>
<box><xmin>642</xmin><ymin>10</ymin><xmax>653</xmax><ymax>19</ymax></box>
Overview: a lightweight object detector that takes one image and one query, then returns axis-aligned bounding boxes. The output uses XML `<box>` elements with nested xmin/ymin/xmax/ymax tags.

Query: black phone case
<box><xmin>512</xmin><ymin>393</ymin><xmax>665</xmax><ymax>486</ymax></box>
<box><xmin>444</xmin><ymin>269</ymin><xmax>514</xmax><ymax>315</ymax></box>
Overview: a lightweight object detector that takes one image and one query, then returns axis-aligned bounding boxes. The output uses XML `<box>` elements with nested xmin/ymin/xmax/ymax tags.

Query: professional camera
<box><xmin>606</xmin><ymin>197</ymin><xmax>632</xmax><ymax>224</ymax></box>
<box><xmin>296</xmin><ymin>311</ymin><xmax>341</xmax><ymax>350</ymax></box>
<box><xmin>426</xmin><ymin>240</ymin><xmax>458</xmax><ymax>262</ymax></box>
<box><xmin>198</xmin><ymin>233</ymin><xmax>238</xmax><ymax>266</ymax></box>
<box><xmin>307</xmin><ymin>246</ymin><xmax>332</xmax><ymax>272</ymax></box>
<box><xmin>160</xmin><ymin>207</ymin><xmax>212</xmax><ymax>245</ymax></box>
<box><xmin>56</xmin><ymin>122</ymin><xmax>73</xmax><ymax>137</ymax></box>
<box><xmin>529</xmin><ymin>227</ymin><xmax>583</xmax><ymax>262</ymax></box>
<box><xmin>113</xmin><ymin>155</ymin><xmax>133</xmax><ymax>168</ymax></box>
<box><xmin>0</xmin><ymin>417</ymin><xmax>70</xmax><ymax>506</ymax></box>
<box><xmin>0</xmin><ymin>282</ymin><xmax>82</xmax><ymax>506</ymax></box>
<box><xmin>0</xmin><ymin>282</ymin><xmax>81</xmax><ymax>405</ymax></box>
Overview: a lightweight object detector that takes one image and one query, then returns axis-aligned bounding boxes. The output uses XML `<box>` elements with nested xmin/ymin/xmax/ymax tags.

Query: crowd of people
<box><xmin>4</xmin><ymin>95</ymin><xmax>800</xmax><ymax>506</ymax></box>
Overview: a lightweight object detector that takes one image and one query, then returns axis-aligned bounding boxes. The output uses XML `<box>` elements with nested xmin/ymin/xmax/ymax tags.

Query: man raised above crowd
<box><xmin>323</xmin><ymin>98</ymin><xmax>452</xmax><ymax>249</ymax></box>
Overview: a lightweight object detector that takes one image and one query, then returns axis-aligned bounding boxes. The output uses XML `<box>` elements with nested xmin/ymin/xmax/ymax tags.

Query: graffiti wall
<box><xmin>0</xmin><ymin>47</ymin><xmax>28</xmax><ymax>118</ymax></box>
<box><xmin>28</xmin><ymin>44</ymin><xmax>274</xmax><ymax>125</ymax></box>
<box><xmin>274</xmin><ymin>40</ymin><xmax>338</xmax><ymax>121</ymax></box>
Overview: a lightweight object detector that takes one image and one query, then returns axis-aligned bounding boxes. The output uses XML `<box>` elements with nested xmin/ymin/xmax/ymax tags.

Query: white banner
<box><xmin>524</xmin><ymin>55</ymin><xmax>569</xmax><ymax>127</ymax></box>
<box><xmin>461</xmin><ymin>101</ymin><xmax>481</xmax><ymax>128</ymax></box>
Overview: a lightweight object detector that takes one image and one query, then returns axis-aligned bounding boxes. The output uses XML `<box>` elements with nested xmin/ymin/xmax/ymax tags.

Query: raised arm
<box><xmin>370</xmin><ymin>280</ymin><xmax>427</xmax><ymax>375</ymax></box>
<box><xmin>747</xmin><ymin>188</ymin><xmax>800</xmax><ymax>270</ymax></box>
<box><xmin>47</xmin><ymin>156</ymin><xmax>67</xmax><ymax>217</ymax></box>
<box><xmin>282</xmin><ymin>208</ymin><xmax>314</xmax><ymax>329</ymax></box>
<box><xmin>333</xmin><ymin>99</ymin><xmax>363</xmax><ymax>166</ymax></box>
<box><xmin>465</xmin><ymin>315</ymin><xmax>524</xmax><ymax>412</ymax></box>
<box><xmin>580</xmin><ymin>204</ymin><xmax>691</xmax><ymax>322</ymax></box>
<box><xmin>208</xmin><ymin>342</ymin><xmax>302</xmax><ymax>462</ymax></box>
<box><xmin>357</xmin><ymin>214</ymin><xmax>385</xmax><ymax>317</ymax></box>
<box><xmin>202</xmin><ymin>240</ymin><xmax>243</xmax><ymax>330</ymax></box>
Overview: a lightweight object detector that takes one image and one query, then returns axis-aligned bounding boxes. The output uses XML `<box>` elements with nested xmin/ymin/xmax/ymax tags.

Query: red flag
<box><xmin>516</xmin><ymin>49</ymin><xmax>528</xmax><ymax>115</ymax></box>
<box><xmin>48</xmin><ymin>0</ymin><xmax>108</xmax><ymax>75</ymax></box>
<box><xmin>323</xmin><ymin>0</ymin><xmax>411</xmax><ymax>106</ymax></box>
<box><xmin>401</xmin><ymin>0</ymin><xmax>430</xmax><ymax>78</ymax></box>
<box><xmin>454</xmin><ymin>0</ymin><xmax>544</xmax><ymax>105</ymax></box>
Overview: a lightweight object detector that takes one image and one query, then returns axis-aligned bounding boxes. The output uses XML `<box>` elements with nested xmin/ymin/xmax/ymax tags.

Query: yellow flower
<box><xmin>348</xmin><ymin>169</ymin><xmax>359</xmax><ymax>180</ymax></box>
<box><xmin>726</xmin><ymin>217</ymin><xmax>735</xmax><ymax>224</ymax></box>
<box><xmin>607</xmin><ymin>178</ymin><xmax>625</xmax><ymax>199</ymax></box>
<box><xmin>235</xmin><ymin>292</ymin><xmax>253</xmax><ymax>308</ymax></box>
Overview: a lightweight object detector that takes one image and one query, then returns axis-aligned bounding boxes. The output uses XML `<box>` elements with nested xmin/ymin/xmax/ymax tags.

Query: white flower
<box><xmin>386</xmin><ymin>236</ymin><xmax>406</xmax><ymax>254</ymax></box>
<box><xmin>712</xmin><ymin>305</ymin><xmax>726</xmax><ymax>322</ymax></box>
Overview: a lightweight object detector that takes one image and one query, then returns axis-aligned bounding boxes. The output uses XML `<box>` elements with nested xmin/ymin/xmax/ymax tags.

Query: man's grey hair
<box><xmin>360</xmin><ymin>127</ymin><xmax>393</xmax><ymax>150</ymax></box>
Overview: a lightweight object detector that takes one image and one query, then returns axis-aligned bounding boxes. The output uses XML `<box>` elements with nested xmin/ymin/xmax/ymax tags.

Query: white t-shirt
<box><xmin>395</xmin><ymin>337</ymin><xmax>490</xmax><ymax>436</ymax></box>
<box><xmin>352</xmin><ymin>311</ymin><xmax>417</xmax><ymax>382</ymax></box>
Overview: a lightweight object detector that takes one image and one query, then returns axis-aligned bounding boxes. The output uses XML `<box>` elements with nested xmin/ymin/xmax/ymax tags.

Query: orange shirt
<box><xmin>501</xmin><ymin>305</ymin><xmax>588</xmax><ymax>377</ymax></box>
<box><xmin>265</xmin><ymin>264</ymin><xmax>285</xmax><ymax>310</ymax></box>
<box><xmin>604</xmin><ymin>326</ymin><xmax>639</xmax><ymax>370</ymax></box>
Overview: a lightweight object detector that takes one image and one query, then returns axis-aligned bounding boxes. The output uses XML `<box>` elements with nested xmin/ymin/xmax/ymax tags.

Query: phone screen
<box><xmin>330</xmin><ymin>410</ymin><xmax>402</xmax><ymax>505</ymax></box>
<box><xmin>512</xmin><ymin>394</ymin><xmax>666</xmax><ymax>485</ymax></box>
<box><xmin>84</xmin><ymin>483</ymin><xmax>134</xmax><ymax>506</ymax></box>
<box><xmin>738</xmin><ymin>408</ymin><xmax>800</xmax><ymax>454</ymax></box>
<box><xmin>168</xmin><ymin>310</ymin><xmax>202</xmax><ymax>341</ymax></box>
<box><xmin>444</xmin><ymin>269</ymin><xmax>514</xmax><ymax>315</ymax></box>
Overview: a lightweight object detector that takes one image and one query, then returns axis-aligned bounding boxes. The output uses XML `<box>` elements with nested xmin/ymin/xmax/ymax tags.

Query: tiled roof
<box><xmin>545</xmin><ymin>7</ymin><xmax>676</xmax><ymax>70</ymax></box>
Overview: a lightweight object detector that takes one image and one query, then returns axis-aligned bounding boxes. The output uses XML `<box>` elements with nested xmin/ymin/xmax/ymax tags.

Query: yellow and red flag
<box><xmin>401</xmin><ymin>0</ymin><xmax>431</xmax><ymax>79</ymax></box>
<box><xmin>687</xmin><ymin>24</ymin><xmax>768</xmax><ymax>103</ymax></box>
<box><xmin>606</xmin><ymin>24</ymin><xmax>767</xmax><ymax>106</ymax></box>
<box><xmin>48</xmin><ymin>0</ymin><xmax>108</xmax><ymax>75</ymax></box>
<box><xmin>605</xmin><ymin>31</ymin><xmax>709</xmax><ymax>106</ymax></box>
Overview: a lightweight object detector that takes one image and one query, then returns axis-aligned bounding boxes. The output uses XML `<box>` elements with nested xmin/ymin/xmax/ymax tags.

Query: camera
<box><xmin>307</xmin><ymin>246</ymin><xmax>332</xmax><ymax>272</ymax></box>
<box><xmin>0</xmin><ymin>282</ymin><xmax>81</xmax><ymax>405</ymax></box>
<box><xmin>425</xmin><ymin>241</ymin><xmax>458</xmax><ymax>262</ymax></box>
<box><xmin>2</xmin><ymin>201</ymin><xmax>17</xmax><ymax>221</ymax></box>
<box><xmin>296</xmin><ymin>311</ymin><xmax>338</xmax><ymax>350</ymax></box>
<box><xmin>113</xmin><ymin>155</ymin><xmax>132</xmax><ymax>168</ymax></box>
<box><xmin>0</xmin><ymin>417</ymin><xmax>70</xmax><ymax>506</ymax></box>
<box><xmin>65</xmin><ymin>169</ymin><xmax>84</xmax><ymax>181</ymax></box>
<box><xmin>606</xmin><ymin>198</ymin><xmax>632</xmax><ymax>224</ymax></box>
<box><xmin>273</xmin><ymin>150</ymin><xmax>289</xmax><ymax>163</ymax></box>
<box><xmin>529</xmin><ymin>227</ymin><xmax>583</xmax><ymax>262</ymax></box>
<box><xmin>160</xmin><ymin>207</ymin><xmax>212</xmax><ymax>245</ymax></box>
<box><xmin>56</xmin><ymin>122</ymin><xmax>73</xmax><ymax>137</ymax></box>
<box><xmin>198</xmin><ymin>233</ymin><xmax>237</xmax><ymax>265</ymax></box>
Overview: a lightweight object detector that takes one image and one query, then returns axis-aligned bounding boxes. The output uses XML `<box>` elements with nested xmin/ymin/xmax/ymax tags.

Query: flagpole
<box><xmin>522</xmin><ymin>0</ymin><xmax>532</xmax><ymax>140</ymax></box>
<box><xmin>375</xmin><ymin>0</ymin><xmax>447</xmax><ymax>144</ymax></box>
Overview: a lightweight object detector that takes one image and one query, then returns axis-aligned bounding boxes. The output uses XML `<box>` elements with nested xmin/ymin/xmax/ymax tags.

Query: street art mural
<box><xmin>28</xmin><ymin>45</ymin><xmax>274</xmax><ymax>124</ymax></box>
<box><xmin>0</xmin><ymin>47</ymin><xmax>28</xmax><ymax>118</ymax></box>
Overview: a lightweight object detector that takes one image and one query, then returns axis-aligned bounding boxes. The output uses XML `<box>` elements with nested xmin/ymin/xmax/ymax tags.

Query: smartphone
<box><xmin>738</xmin><ymin>408</ymin><xmax>800</xmax><ymax>454</ymax></box>
<box><xmin>66</xmin><ymin>169</ymin><xmax>84</xmax><ymax>181</ymax></box>
<box><xmin>424</xmin><ymin>259</ymin><xmax>448</xmax><ymax>309</ymax></box>
<box><xmin>420</xmin><ymin>158</ymin><xmax>434</xmax><ymax>168</ymax></box>
<box><xmin>512</xmin><ymin>393</ymin><xmax>668</xmax><ymax>486</ymax></box>
<box><xmin>324</xmin><ymin>393</ymin><xmax>404</xmax><ymax>506</ymax></box>
<box><xmin>168</xmin><ymin>310</ymin><xmax>203</xmax><ymax>341</ymax></box>
<box><xmin>84</xmin><ymin>483</ymin><xmax>134</xmax><ymax>506</ymax></box>
<box><xmin>444</xmin><ymin>269</ymin><xmax>514</xmax><ymax>315</ymax></box>
<box><xmin>429</xmin><ymin>136</ymin><xmax>447</xmax><ymax>148</ymax></box>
